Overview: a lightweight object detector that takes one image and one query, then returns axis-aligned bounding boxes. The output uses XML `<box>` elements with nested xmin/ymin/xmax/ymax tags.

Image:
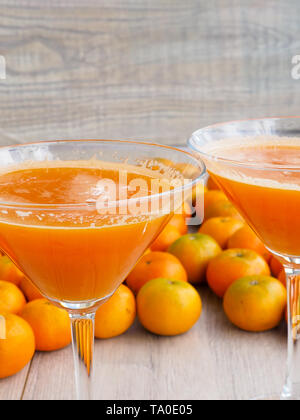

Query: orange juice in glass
<box><xmin>210</xmin><ymin>143</ymin><xmax>300</xmax><ymax>258</ymax></box>
<box><xmin>0</xmin><ymin>165</ymin><xmax>172</xmax><ymax>303</ymax></box>
<box><xmin>0</xmin><ymin>140</ymin><xmax>205</xmax><ymax>400</ymax></box>
<box><xmin>189</xmin><ymin>117</ymin><xmax>300</xmax><ymax>400</ymax></box>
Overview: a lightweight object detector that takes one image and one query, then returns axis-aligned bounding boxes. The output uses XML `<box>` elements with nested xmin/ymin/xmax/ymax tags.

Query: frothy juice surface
<box><xmin>0</xmin><ymin>163</ymin><xmax>172</xmax><ymax>302</ymax></box>
<box><xmin>204</xmin><ymin>137</ymin><xmax>300</xmax><ymax>257</ymax></box>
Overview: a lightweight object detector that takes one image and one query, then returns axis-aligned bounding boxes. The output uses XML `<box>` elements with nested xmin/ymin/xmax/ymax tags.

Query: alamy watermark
<box><xmin>292</xmin><ymin>55</ymin><xmax>300</xmax><ymax>80</ymax></box>
<box><xmin>0</xmin><ymin>55</ymin><xmax>6</xmax><ymax>80</ymax></box>
<box><xmin>92</xmin><ymin>169</ymin><xmax>204</xmax><ymax>226</ymax></box>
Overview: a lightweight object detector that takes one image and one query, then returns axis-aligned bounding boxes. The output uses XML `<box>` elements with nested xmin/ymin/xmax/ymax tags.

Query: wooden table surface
<box><xmin>0</xmin><ymin>0</ymin><xmax>298</xmax><ymax>400</ymax></box>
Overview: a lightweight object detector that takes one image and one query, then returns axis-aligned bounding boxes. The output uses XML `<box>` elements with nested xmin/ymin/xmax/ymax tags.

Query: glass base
<box><xmin>251</xmin><ymin>385</ymin><xmax>300</xmax><ymax>400</ymax></box>
<box><xmin>251</xmin><ymin>395</ymin><xmax>282</xmax><ymax>401</ymax></box>
<box><xmin>252</xmin><ymin>395</ymin><xmax>295</xmax><ymax>400</ymax></box>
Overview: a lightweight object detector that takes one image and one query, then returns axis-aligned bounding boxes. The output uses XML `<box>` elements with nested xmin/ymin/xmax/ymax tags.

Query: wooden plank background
<box><xmin>0</xmin><ymin>0</ymin><xmax>300</xmax><ymax>146</ymax></box>
<box><xmin>0</xmin><ymin>0</ymin><xmax>298</xmax><ymax>400</ymax></box>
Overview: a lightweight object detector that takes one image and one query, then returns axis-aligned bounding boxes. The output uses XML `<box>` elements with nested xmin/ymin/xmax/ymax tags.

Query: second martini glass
<box><xmin>189</xmin><ymin>117</ymin><xmax>300</xmax><ymax>400</ymax></box>
<box><xmin>0</xmin><ymin>140</ymin><xmax>206</xmax><ymax>400</ymax></box>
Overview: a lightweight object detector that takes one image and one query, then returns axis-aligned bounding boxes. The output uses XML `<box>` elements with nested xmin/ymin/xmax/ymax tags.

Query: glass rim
<box><xmin>0</xmin><ymin>139</ymin><xmax>207</xmax><ymax>210</ymax></box>
<box><xmin>188</xmin><ymin>116</ymin><xmax>300</xmax><ymax>172</ymax></box>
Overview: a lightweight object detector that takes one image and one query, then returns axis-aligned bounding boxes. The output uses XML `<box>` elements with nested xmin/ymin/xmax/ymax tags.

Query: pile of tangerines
<box><xmin>0</xmin><ymin>177</ymin><xmax>287</xmax><ymax>380</ymax></box>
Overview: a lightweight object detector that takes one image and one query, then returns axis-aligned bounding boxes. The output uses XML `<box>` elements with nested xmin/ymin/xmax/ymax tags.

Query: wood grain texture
<box><xmin>0</xmin><ymin>0</ymin><xmax>300</xmax><ymax>145</ymax></box>
<box><xmin>21</xmin><ymin>288</ymin><xmax>286</xmax><ymax>401</ymax></box>
<box><xmin>0</xmin><ymin>364</ymin><xmax>30</xmax><ymax>401</ymax></box>
<box><xmin>0</xmin><ymin>0</ymin><xmax>296</xmax><ymax>400</ymax></box>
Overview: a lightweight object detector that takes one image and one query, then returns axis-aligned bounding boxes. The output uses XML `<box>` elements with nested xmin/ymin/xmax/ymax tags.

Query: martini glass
<box><xmin>0</xmin><ymin>140</ymin><xmax>205</xmax><ymax>400</ymax></box>
<box><xmin>188</xmin><ymin>117</ymin><xmax>300</xmax><ymax>400</ymax></box>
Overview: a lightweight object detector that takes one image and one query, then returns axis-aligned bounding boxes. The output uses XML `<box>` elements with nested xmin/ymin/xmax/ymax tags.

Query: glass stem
<box><xmin>69</xmin><ymin>312</ymin><xmax>95</xmax><ymax>400</ymax></box>
<box><xmin>282</xmin><ymin>267</ymin><xmax>300</xmax><ymax>400</ymax></box>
